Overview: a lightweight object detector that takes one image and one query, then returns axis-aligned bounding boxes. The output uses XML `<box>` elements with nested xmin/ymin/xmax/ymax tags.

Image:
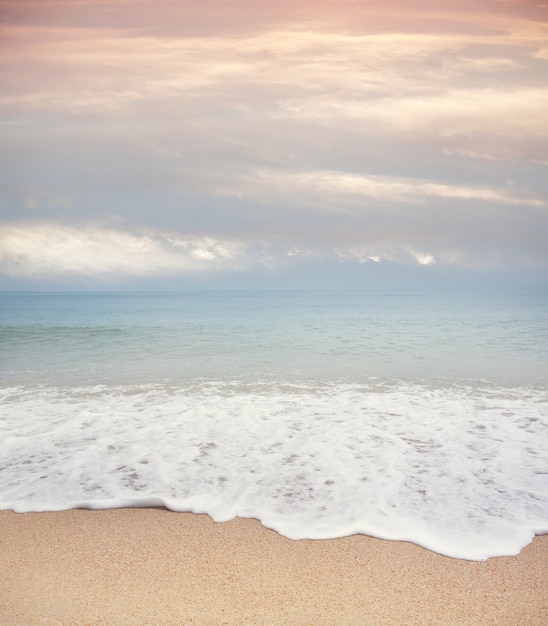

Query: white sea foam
<box><xmin>1</xmin><ymin>379</ymin><xmax>546</xmax><ymax>560</ymax></box>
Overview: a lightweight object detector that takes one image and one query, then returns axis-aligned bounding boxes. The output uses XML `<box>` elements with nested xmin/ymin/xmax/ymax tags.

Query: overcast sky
<box><xmin>1</xmin><ymin>0</ymin><xmax>547</xmax><ymax>289</ymax></box>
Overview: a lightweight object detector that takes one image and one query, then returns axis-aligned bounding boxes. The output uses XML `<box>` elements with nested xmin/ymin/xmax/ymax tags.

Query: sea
<box><xmin>0</xmin><ymin>289</ymin><xmax>547</xmax><ymax>560</ymax></box>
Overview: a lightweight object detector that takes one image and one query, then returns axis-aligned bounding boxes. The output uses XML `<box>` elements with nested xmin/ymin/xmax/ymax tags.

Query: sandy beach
<box><xmin>0</xmin><ymin>509</ymin><xmax>546</xmax><ymax>625</ymax></box>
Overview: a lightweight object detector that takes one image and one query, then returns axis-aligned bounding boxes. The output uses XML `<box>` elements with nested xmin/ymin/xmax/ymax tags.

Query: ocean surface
<box><xmin>1</xmin><ymin>289</ymin><xmax>547</xmax><ymax>560</ymax></box>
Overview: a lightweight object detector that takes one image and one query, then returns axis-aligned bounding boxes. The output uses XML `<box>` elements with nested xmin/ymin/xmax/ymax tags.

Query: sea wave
<box><xmin>1</xmin><ymin>379</ymin><xmax>546</xmax><ymax>560</ymax></box>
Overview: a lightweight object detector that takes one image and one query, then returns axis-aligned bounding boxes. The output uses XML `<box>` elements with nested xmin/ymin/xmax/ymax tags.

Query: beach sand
<box><xmin>0</xmin><ymin>509</ymin><xmax>546</xmax><ymax>625</ymax></box>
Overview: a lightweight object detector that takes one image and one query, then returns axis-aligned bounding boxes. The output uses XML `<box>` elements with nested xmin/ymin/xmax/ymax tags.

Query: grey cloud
<box><xmin>1</xmin><ymin>1</ymin><xmax>548</xmax><ymax>287</ymax></box>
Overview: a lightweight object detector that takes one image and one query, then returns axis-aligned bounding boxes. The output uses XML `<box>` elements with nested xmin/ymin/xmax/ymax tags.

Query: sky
<box><xmin>1</xmin><ymin>0</ymin><xmax>547</xmax><ymax>290</ymax></box>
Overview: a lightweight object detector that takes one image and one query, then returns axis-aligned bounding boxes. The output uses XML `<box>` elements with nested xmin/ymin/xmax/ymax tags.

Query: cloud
<box><xmin>0</xmin><ymin>222</ymin><xmax>251</xmax><ymax>278</ymax></box>
<box><xmin>1</xmin><ymin>1</ymin><xmax>547</xmax><ymax>286</ymax></box>
<box><xmin>222</xmin><ymin>169</ymin><xmax>547</xmax><ymax>208</ymax></box>
<box><xmin>2</xmin><ymin>201</ymin><xmax>547</xmax><ymax>282</ymax></box>
<box><xmin>2</xmin><ymin>24</ymin><xmax>545</xmax><ymax>171</ymax></box>
<box><xmin>275</xmin><ymin>87</ymin><xmax>548</xmax><ymax>166</ymax></box>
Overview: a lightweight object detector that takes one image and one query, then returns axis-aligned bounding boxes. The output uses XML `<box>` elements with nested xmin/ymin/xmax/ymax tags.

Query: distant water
<box><xmin>1</xmin><ymin>290</ymin><xmax>547</xmax><ymax>560</ymax></box>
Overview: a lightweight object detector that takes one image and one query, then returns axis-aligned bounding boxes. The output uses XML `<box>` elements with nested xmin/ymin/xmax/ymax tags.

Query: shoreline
<box><xmin>1</xmin><ymin>509</ymin><xmax>546</xmax><ymax>625</ymax></box>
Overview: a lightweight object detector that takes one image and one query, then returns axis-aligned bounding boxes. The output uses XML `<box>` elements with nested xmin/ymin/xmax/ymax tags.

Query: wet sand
<box><xmin>0</xmin><ymin>509</ymin><xmax>546</xmax><ymax>625</ymax></box>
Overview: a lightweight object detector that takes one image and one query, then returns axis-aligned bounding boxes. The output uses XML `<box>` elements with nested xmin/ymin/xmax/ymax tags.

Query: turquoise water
<box><xmin>1</xmin><ymin>289</ymin><xmax>547</xmax><ymax>559</ymax></box>
<box><xmin>1</xmin><ymin>290</ymin><xmax>546</xmax><ymax>385</ymax></box>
